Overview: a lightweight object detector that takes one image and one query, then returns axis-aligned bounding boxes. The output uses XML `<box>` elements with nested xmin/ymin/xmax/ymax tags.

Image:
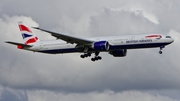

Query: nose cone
<box><xmin>170</xmin><ymin>38</ymin><xmax>174</xmax><ymax>43</ymax></box>
<box><xmin>165</xmin><ymin>36</ymin><xmax>174</xmax><ymax>44</ymax></box>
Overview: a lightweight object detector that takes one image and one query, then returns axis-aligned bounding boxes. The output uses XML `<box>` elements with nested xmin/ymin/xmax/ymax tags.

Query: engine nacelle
<box><xmin>92</xmin><ymin>41</ymin><xmax>109</xmax><ymax>51</ymax></box>
<box><xmin>109</xmin><ymin>49</ymin><xmax>127</xmax><ymax>57</ymax></box>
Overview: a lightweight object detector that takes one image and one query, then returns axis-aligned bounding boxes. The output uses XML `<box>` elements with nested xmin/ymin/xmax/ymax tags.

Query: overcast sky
<box><xmin>0</xmin><ymin>0</ymin><xmax>180</xmax><ymax>101</ymax></box>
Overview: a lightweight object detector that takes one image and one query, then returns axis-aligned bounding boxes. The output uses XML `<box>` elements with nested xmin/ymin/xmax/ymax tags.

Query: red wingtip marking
<box><xmin>19</xmin><ymin>24</ymin><xmax>32</xmax><ymax>33</ymax></box>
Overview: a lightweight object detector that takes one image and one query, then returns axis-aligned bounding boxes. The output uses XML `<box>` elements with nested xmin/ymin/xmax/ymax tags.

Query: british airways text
<box><xmin>126</xmin><ymin>39</ymin><xmax>152</xmax><ymax>43</ymax></box>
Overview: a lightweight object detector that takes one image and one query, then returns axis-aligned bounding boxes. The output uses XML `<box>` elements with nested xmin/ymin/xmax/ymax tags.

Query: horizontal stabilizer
<box><xmin>5</xmin><ymin>41</ymin><xmax>32</xmax><ymax>47</ymax></box>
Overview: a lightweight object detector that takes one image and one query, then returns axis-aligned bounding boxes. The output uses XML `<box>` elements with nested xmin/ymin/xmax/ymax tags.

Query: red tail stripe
<box><xmin>19</xmin><ymin>24</ymin><xmax>32</xmax><ymax>33</ymax></box>
<box><xmin>25</xmin><ymin>37</ymin><xmax>38</xmax><ymax>44</ymax></box>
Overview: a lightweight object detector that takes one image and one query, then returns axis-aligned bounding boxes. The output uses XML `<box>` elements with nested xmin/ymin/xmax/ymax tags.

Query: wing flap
<box><xmin>32</xmin><ymin>27</ymin><xmax>93</xmax><ymax>45</ymax></box>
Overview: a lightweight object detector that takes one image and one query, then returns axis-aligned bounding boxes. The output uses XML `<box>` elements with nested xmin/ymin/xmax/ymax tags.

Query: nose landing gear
<box><xmin>159</xmin><ymin>46</ymin><xmax>165</xmax><ymax>54</ymax></box>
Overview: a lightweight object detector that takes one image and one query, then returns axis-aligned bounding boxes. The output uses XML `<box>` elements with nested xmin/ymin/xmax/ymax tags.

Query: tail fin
<box><xmin>18</xmin><ymin>22</ymin><xmax>40</xmax><ymax>45</ymax></box>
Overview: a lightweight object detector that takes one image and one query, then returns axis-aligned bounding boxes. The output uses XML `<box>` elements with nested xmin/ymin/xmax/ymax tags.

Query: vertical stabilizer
<box><xmin>18</xmin><ymin>22</ymin><xmax>40</xmax><ymax>45</ymax></box>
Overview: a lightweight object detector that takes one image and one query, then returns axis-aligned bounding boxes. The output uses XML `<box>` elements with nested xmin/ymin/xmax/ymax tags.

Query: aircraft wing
<box><xmin>5</xmin><ymin>41</ymin><xmax>32</xmax><ymax>47</ymax></box>
<box><xmin>32</xmin><ymin>27</ymin><xmax>94</xmax><ymax>45</ymax></box>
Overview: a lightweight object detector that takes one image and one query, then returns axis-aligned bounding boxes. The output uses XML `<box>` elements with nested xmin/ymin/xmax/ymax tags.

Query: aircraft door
<box><xmin>40</xmin><ymin>43</ymin><xmax>43</xmax><ymax>49</ymax></box>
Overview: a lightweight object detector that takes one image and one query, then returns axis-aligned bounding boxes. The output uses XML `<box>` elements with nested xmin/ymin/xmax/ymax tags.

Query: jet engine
<box><xmin>109</xmin><ymin>49</ymin><xmax>127</xmax><ymax>57</ymax></box>
<box><xmin>92</xmin><ymin>41</ymin><xmax>109</xmax><ymax>51</ymax></box>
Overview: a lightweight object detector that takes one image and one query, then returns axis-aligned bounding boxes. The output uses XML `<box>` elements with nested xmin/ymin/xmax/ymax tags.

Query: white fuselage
<box><xmin>23</xmin><ymin>34</ymin><xmax>174</xmax><ymax>54</ymax></box>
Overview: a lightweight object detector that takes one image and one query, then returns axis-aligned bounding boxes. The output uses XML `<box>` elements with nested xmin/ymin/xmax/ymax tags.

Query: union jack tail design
<box><xmin>18</xmin><ymin>22</ymin><xmax>40</xmax><ymax>44</ymax></box>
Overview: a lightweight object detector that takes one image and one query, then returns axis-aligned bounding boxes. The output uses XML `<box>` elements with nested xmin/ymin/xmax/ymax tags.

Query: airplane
<box><xmin>6</xmin><ymin>22</ymin><xmax>174</xmax><ymax>61</ymax></box>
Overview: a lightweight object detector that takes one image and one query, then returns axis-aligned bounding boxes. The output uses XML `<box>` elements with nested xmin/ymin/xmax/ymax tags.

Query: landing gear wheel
<box><xmin>91</xmin><ymin>58</ymin><xmax>95</xmax><ymax>61</ymax></box>
<box><xmin>91</xmin><ymin>56</ymin><xmax>102</xmax><ymax>61</ymax></box>
<box><xmin>80</xmin><ymin>53</ymin><xmax>92</xmax><ymax>59</ymax></box>
<box><xmin>80</xmin><ymin>55</ymin><xmax>85</xmax><ymax>58</ymax></box>
<box><xmin>90</xmin><ymin>52</ymin><xmax>102</xmax><ymax>61</ymax></box>
<box><xmin>98</xmin><ymin>56</ymin><xmax>102</xmax><ymax>60</ymax></box>
<box><xmin>95</xmin><ymin>57</ymin><xmax>99</xmax><ymax>60</ymax></box>
<box><xmin>159</xmin><ymin>51</ymin><xmax>162</xmax><ymax>54</ymax></box>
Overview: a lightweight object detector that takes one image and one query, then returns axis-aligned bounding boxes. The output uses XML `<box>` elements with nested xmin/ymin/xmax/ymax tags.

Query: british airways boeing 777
<box><xmin>6</xmin><ymin>23</ymin><xmax>174</xmax><ymax>61</ymax></box>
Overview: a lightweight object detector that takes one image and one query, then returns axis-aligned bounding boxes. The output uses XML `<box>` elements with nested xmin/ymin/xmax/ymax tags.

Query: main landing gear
<box><xmin>91</xmin><ymin>52</ymin><xmax>102</xmax><ymax>62</ymax></box>
<box><xmin>159</xmin><ymin>46</ymin><xmax>164</xmax><ymax>54</ymax></box>
<box><xmin>80</xmin><ymin>52</ymin><xmax>102</xmax><ymax>61</ymax></box>
<box><xmin>80</xmin><ymin>53</ymin><xmax>91</xmax><ymax>58</ymax></box>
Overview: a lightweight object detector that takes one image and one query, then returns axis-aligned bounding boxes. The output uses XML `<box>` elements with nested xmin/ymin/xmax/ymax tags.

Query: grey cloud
<box><xmin>0</xmin><ymin>86</ymin><xmax>28</xmax><ymax>101</ymax></box>
<box><xmin>88</xmin><ymin>8</ymin><xmax>160</xmax><ymax>36</ymax></box>
<box><xmin>27</xmin><ymin>90</ymin><xmax>179</xmax><ymax>101</ymax></box>
<box><xmin>0</xmin><ymin>14</ymin><xmax>180</xmax><ymax>93</ymax></box>
<box><xmin>2</xmin><ymin>4</ymin><xmax>179</xmax><ymax>91</ymax></box>
<box><xmin>147</xmin><ymin>89</ymin><xmax>180</xmax><ymax>100</ymax></box>
<box><xmin>0</xmin><ymin>0</ymin><xmax>180</xmax><ymax>100</ymax></box>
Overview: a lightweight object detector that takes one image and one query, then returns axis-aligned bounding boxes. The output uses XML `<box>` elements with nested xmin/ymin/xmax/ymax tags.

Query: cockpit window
<box><xmin>166</xmin><ymin>36</ymin><xmax>171</xmax><ymax>38</ymax></box>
